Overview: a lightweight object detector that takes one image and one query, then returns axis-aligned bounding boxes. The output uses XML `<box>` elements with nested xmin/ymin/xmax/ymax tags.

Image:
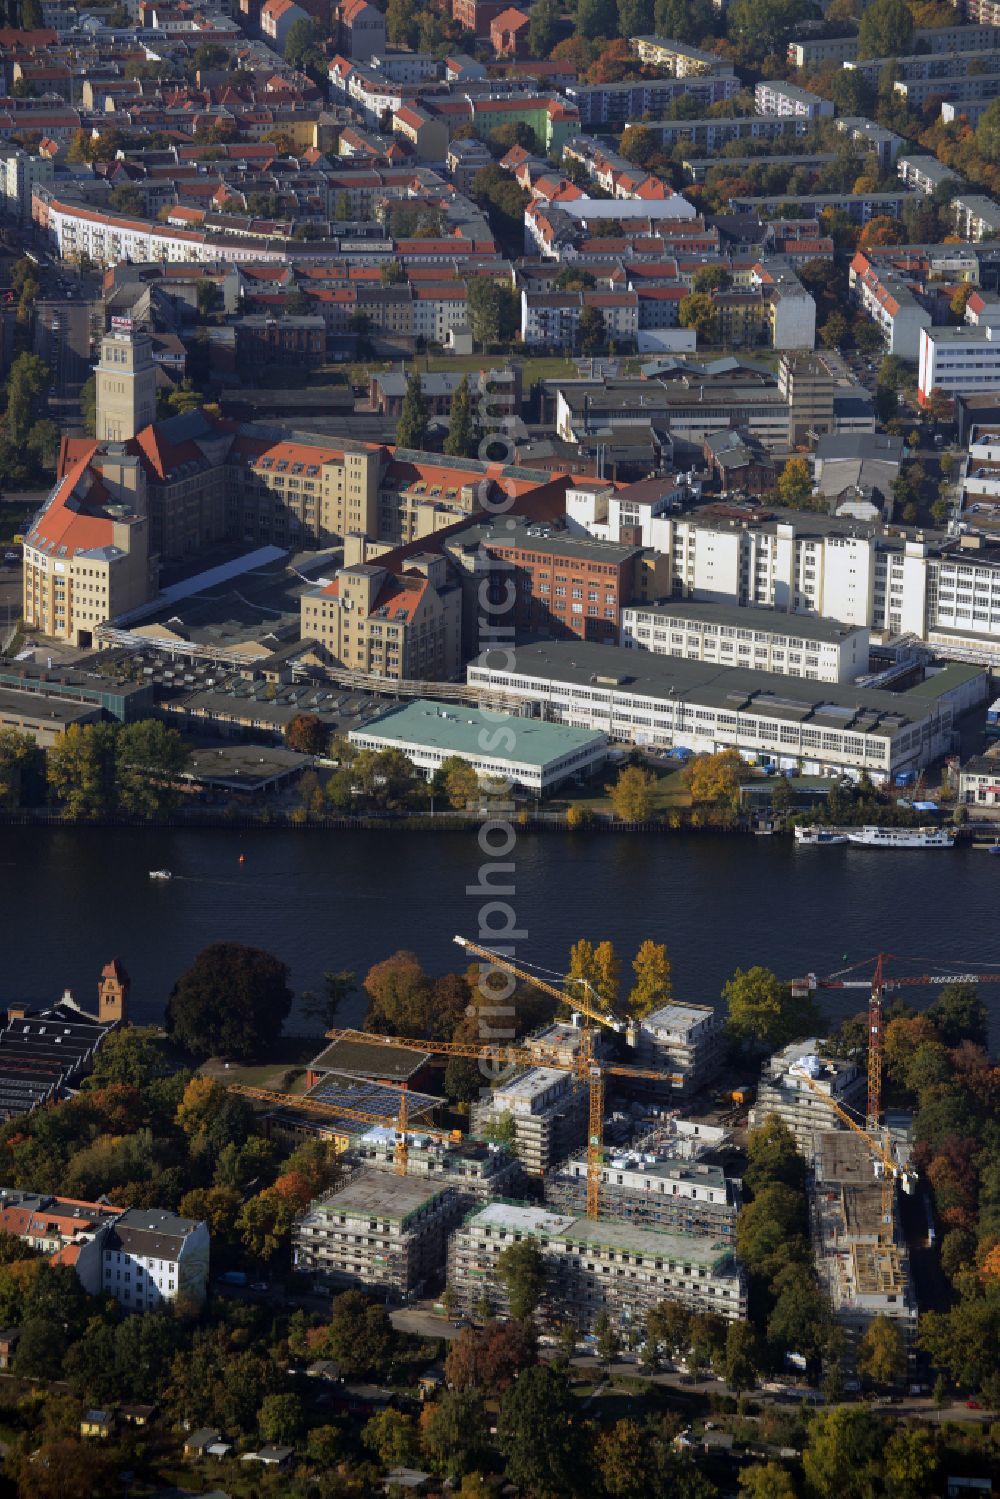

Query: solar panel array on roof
<box><xmin>307</xmin><ymin>1074</ymin><xmax>439</xmax><ymax>1123</ymax></box>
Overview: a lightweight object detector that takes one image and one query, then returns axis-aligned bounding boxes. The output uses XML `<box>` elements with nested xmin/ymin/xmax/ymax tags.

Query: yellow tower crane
<box><xmin>324</xmin><ymin>937</ymin><xmax>679</xmax><ymax>1217</ymax></box>
<box><xmin>228</xmin><ymin>1083</ymin><xmax>460</xmax><ymax>1176</ymax></box>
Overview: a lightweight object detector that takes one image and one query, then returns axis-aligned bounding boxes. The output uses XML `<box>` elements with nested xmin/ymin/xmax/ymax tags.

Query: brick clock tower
<box><xmin>98</xmin><ymin>958</ymin><xmax>130</xmax><ymax>1025</ymax></box>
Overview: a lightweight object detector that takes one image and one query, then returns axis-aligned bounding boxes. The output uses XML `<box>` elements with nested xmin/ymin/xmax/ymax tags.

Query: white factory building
<box><xmin>467</xmin><ymin>640</ymin><xmax>987</xmax><ymax>783</ymax></box>
<box><xmin>621</xmin><ymin>600</ymin><xmax>870</xmax><ymax>684</ymax></box>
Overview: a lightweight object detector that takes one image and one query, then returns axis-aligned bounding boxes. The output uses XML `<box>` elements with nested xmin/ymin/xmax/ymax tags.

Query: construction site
<box><xmin>236</xmin><ymin>944</ymin><xmax>959</xmax><ymax>1351</ymax></box>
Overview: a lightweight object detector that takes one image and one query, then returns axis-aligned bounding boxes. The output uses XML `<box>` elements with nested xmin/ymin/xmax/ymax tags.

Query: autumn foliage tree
<box><xmin>684</xmin><ymin>748</ymin><xmax>751</xmax><ymax>811</ymax></box>
<box><xmin>606</xmin><ymin>764</ymin><xmax>656</xmax><ymax>820</ymax></box>
<box><xmin>444</xmin><ymin>1320</ymin><xmax>538</xmax><ymax>1392</ymax></box>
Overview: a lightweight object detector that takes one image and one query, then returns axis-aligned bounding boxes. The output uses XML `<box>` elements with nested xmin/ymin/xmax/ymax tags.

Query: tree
<box><xmin>778</xmin><ymin>456</ymin><xmax>814</xmax><ymax>507</ymax></box>
<box><xmin>321</xmin><ymin>1289</ymin><xmax>396</xmax><ymax>1378</ymax></box>
<box><xmin>856</xmin><ymin>1314</ymin><xmax>905</xmax><ymax>1387</ymax></box>
<box><xmin>578</xmin><ymin>304</ymin><xmax>606</xmax><ymax>354</ymax></box>
<box><xmin>284</xmin><ymin>15</ymin><xmax>317</xmax><ymax>65</ymax></box>
<box><xmin>621</xmin><ymin>124</ymin><xmax>659</xmax><ymax>167</ymax></box>
<box><xmin>594</xmin><ymin>1417</ymin><xmax>658</xmax><ymax>1497</ymax></box>
<box><xmin>46</xmin><ymin>722</ymin><xmax>118</xmax><ymax>820</ymax></box>
<box><xmin>744</xmin><ymin>1117</ymin><xmax>805</xmax><ymax>1195</ymax></box>
<box><xmin>594</xmin><ymin>1308</ymin><xmax>621</xmax><ymax>1366</ymax></box>
<box><xmin>859</xmin><ymin>216</ymin><xmax>907</xmax><ymax>249</ymax></box>
<box><xmin>16</xmin><ymin>1316</ymin><xmax>65</xmax><ymax>1379</ymax></box>
<box><xmin>467</xmin><ymin>276</ymin><xmax>506</xmax><ymax>349</ymax></box>
<box><xmin>627</xmin><ymin>939</ymin><xmax>672</xmax><ymax>1018</ymax></box>
<box><xmin>109</xmin><ymin>182</ymin><xmax>144</xmax><ymax>217</ymax></box>
<box><xmin>259</xmin><ymin>1391</ymin><xmax>305</xmax><ymax>1445</ymax></box>
<box><xmin>362</xmin><ymin>950</ymin><xmax>434</xmax><ymax>1037</ymax></box>
<box><xmin>606</xmin><ymin>764</ymin><xmax>656</xmax><ymax>820</ymax></box>
<box><xmin>363</xmin><ymin>1408</ymin><xmax>420</xmax><ymax>1468</ymax></box>
<box><xmin>444</xmin><ymin>375</ymin><xmax>476</xmax><ymax>458</ymax></box>
<box><xmin>883</xmin><ymin>1427</ymin><xmax>939</xmax><ymax>1499</ymax></box>
<box><xmin>528</xmin><ymin>0</ymin><xmax>560</xmax><ymax>54</ymax></box>
<box><xmin>436</xmin><ymin>754</ymin><xmax>480</xmax><ymax>810</ymax></box>
<box><xmin>115</xmin><ymin>719</ymin><xmax>189</xmax><ymax>816</ymax></box>
<box><xmin>684</xmin><ymin>748</ymin><xmax>749</xmax><ymax>810</ymax></box>
<box><xmin>5</xmin><ymin>350</ymin><xmax>50</xmax><ymax>444</ymax></box>
<box><xmin>420</xmin><ymin>1390</ymin><xmax>490</xmax><ymax>1478</ymax></box>
<box><xmin>802</xmin><ymin>1407</ymin><xmax>886</xmax><ymax>1499</ymax></box>
<box><xmin>727</xmin><ymin>0</ymin><xmax>811</xmax><ymax>63</ymax></box>
<box><xmin>301</xmin><ymin>969</ymin><xmax>356</xmax><ymax>1028</ymax></box>
<box><xmin>723</xmin><ymin>965</ymin><xmax>818</xmax><ymax>1049</ymax></box>
<box><xmin>497</xmin><ymin>1239</ymin><xmax>545</xmax><ymax>1320</ymax></box>
<box><xmin>165</xmin><ymin>942</ymin><xmax>293</xmax><ymax>1059</ymax></box>
<box><xmin>859</xmin><ymin>0</ymin><xmax>913</xmax><ymax>57</ymax></box>
<box><xmin>0</xmin><ymin>727</ymin><xmax>36</xmax><ymax>808</ymax></box>
<box><xmin>722</xmin><ymin>1319</ymin><xmax>758</xmax><ymax>1393</ymax></box>
<box><xmin>576</xmin><ymin>0</ymin><xmax>617</xmax><ymax>36</ymax></box>
<box><xmin>16</xmin><ymin>1440</ymin><xmax>115</xmax><ymax>1499</ymax></box>
<box><xmin>928</xmin><ymin>982</ymin><xmax>988</xmax><ymax>1048</ymax></box>
<box><xmin>693</xmin><ymin>264</ymin><xmax>733</xmax><ymax>294</ymax></box>
<box><xmin>819</xmin><ymin>312</ymin><xmax>848</xmax><ymax>350</ymax></box>
<box><xmin>397</xmin><ymin>374</ymin><xmax>429</xmax><ymax>451</ymax></box>
<box><xmin>235</xmin><ymin>1186</ymin><xmax>296</xmax><ymax>1262</ymax></box>
<box><xmin>738</xmin><ymin>1463</ymin><xmax>797</xmax><ymax>1499</ymax></box>
<box><xmin>496</xmin><ymin>1364</ymin><xmax>579</xmax><ymax>1498</ymax></box>
<box><xmin>284</xmin><ymin>712</ymin><xmax>328</xmax><ymax>756</ymax></box>
<box><xmin>444</xmin><ymin>1319</ymin><xmax>538</xmax><ymax>1391</ymax></box>
<box><xmin>678</xmin><ymin>290</ymin><xmax>718</xmax><ymax>345</ymax></box>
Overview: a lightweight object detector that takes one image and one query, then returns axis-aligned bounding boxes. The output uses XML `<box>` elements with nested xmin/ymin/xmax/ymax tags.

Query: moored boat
<box><xmin>149</xmin><ymin>869</ymin><xmax>172</xmax><ymax>880</ymax></box>
<box><xmin>845</xmin><ymin>826</ymin><xmax>954</xmax><ymax>849</ymax></box>
<box><xmin>793</xmin><ymin>827</ymin><xmax>848</xmax><ymax>845</ymax></box>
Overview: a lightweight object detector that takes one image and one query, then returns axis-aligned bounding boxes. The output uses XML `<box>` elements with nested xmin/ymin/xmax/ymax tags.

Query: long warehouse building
<box><xmin>467</xmin><ymin>641</ymin><xmax>986</xmax><ymax>782</ymax></box>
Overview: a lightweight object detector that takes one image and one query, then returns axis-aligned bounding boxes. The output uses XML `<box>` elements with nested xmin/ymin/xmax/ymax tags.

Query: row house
<box><xmin>849</xmin><ymin>250</ymin><xmax>932</xmax><ymax>361</ymax></box>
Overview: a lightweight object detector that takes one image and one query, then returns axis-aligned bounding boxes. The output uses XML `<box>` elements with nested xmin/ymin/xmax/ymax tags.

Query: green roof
<box><xmin>350</xmin><ymin>699</ymin><xmax>606</xmax><ymax>767</ymax></box>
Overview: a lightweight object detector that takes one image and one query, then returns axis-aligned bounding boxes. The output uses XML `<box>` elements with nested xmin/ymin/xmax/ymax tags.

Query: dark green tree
<box><xmin>165</xmin><ymin>943</ymin><xmax>293</xmax><ymax>1059</ymax></box>
<box><xmin>497</xmin><ymin>1238</ymin><xmax>546</xmax><ymax>1320</ymax></box>
<box><xmin>496</xmin><ymin>1364</ymin><xmax>579</xmax><ymax>1497</ymax></box>
<box><xmin>444</xmin><ymin>374</ymin><xmax>476</xmax><ymax>458</ymax></box>
<box><xmin>397</xmin><ymin>373</ymin><xmax>430</xmax><ymax>450</ymax></box>
<box><xmin>859</xmin><ymin>0</ymin><xmax>913</xmax><ymax>58</ymax></box>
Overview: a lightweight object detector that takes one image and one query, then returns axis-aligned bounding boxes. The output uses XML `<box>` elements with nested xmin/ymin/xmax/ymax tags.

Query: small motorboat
<box><xmin>149</xmin><ymin>869</ymin><xmax>172</xmax><ymax>881</ymax></box>
<box><xmin>988</xmin><ymin>845</ymin><xmax>1000</xmax><ymax>857</ymax></box>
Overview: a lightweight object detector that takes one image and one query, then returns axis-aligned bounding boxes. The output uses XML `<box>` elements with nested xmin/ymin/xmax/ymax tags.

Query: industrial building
<box><xmin>470</xmin><ymin>1068</ymin><xmax>590</xmax><ymax>1177</ymax></box>
<box><xmin>544</xmin><ymin>1152</ymin><xmax>739</xmax><ymax>1239</ymax></box>
<box><xmin>292</xmin><ymin>1171</ymin><xmax>460</xmax><ymax>1301</ymax></box>
<box><xmin>749</xmin><ymin>1040</ymin><xmax>867</xmax><ymax>1154</ymax></box>
<box><xmin>636</xmin><ymin>1002</ymin><xmax>726</xmax><ymax>1096</ymax></box>
<box><xmin>621</xmin><ymin>601</ymin><xmax>870</xmax><ymax>685</ymax></box>
<box><xmin>447</xmin><ymin>1202</ymin><xmax>747</xmax><ymax>1329</ymax></box>
<box><xmin>467</xmin><ymin>641</ymin><xmax>986</xmax><ymax>784</ymax></box>
<box><xmin>348</xmin><ymin>700</ymin><xmax>608</xmax><ymax>794</ymax></box>
<box><xmin>811</xmin><ymin>1131</ymin><xmax>917</xmax><ymax>1349</ymax></box>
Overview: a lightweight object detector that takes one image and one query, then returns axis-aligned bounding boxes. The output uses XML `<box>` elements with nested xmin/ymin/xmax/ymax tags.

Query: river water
<box><xmin>7</xmin><ymin>825</ymin><xmax>1000</xmax><ymax>1040</ymax></box>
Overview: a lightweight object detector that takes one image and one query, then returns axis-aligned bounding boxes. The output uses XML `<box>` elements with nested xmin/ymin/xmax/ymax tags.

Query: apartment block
<box><xmin>102</xmin><ymin>1208</ymin><xmax>210</xmax><ymax>1311</ymax></box>
<box><xmin>545</xmin><ymin>1152</ymin><xmax>739</xmax><ymax>1239</ymax></box>
<box><xmin>636</xmin><ymin>1001</ymin><xmax>726</xmax><ymax>1094</ymax></box>
<box><xmin>631</xmin><ymin>36</ymin><xmax>725</xmax><ymax>75</ymax></box>
<box><xmin>849</xmin><ymin>250</ymin><xmax>933</xmax><ymax>361</ymax></box>
<box><xmin>749</xmin><ymin>1040</ymin><xmax>867</xmax><ymax>1154</ymax></box>
<box><xmin>470</xmin><ymin>1069</ymin><xmax>589</xmax><ymax>1176</ymax></box>
<box><xmin>293</xmin><ymin>1172</ymin><xmax>459</xmax><ymax>1300</ymax></box>
<box><xmin>896</xmin><ymin>154</ymin><xmax>963</xmax><ymax>197</ymax></box>
<box><xmin>953</xmin><ymin>194</ymin><xmax>1000</xmax><ymax>243</ymax></box>
<box><xmin>447</xmin><ymin>1202</ymin><xmax>748</xmax><ymax>1329</ymax></box>
<box><xmin>567</xmin><ymin>72</ymin><xmax>740</xmax><ymax>128</ymax></box>
<box><xmin>753</xmin><ymin>80</ymin><xmax>834</xmax><ymax>119</ymax></box>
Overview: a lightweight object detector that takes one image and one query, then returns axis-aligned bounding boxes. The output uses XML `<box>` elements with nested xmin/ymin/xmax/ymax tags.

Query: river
<box><xmin>7</xmin><ymin>825</ymin><xmax>1000</xmax><ymax>1041</ymax></box>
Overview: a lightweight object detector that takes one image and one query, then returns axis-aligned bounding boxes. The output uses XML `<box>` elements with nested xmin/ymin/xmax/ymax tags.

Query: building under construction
<box><xmin>544</xmin><ymin>1151</ymin><xmax>739</xmax><ymax>1239</ymax></box>
<box><xmin>810</xmin><ymin>1130</ymin><xmax>917</xmax><ymax>1350</ymax></box>
<box><xmin>447</xmin><ymin>1201</ymin><xmax>747</xmax><ymax>1331</ymax></box>
<box><xmin>470</xmin><ymin>1067</ymin><xmax>589</xmax><ymax>1176</ymax></box>
<box><xmin>262</xmin><ymin>1073</ymin><xmax>442</xmax><ymax>1149</ymax></box>
<box><xmin>749</xmin><ymin>1039</ymin><xmax>867</xmax><ymax>1153</ymax></box>
<box><xmin>350</xmin><ymin>1129</ymin><xmax>523</xmax><ymax>1207</ymax></box>
<box><xmin>292</xmin><ymin>1170</ymin><xmax>461</xmax><ymax>1301</ymax></box>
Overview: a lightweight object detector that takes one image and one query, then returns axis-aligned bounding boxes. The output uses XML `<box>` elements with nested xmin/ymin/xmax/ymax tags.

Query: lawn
<box><xmin>553</xmin><ymin>765</ymin><xmax>692</xmax><ymax>817</ymax></box>
<box><xmin>199</xmin><ymin>1034</ymin><xmax>318</xmax><ymax>1093</ymax></box>
<box><xmin>421</xmin><ymin>352</ymin><xmax>578</xmax><ymax>384</ymax></box>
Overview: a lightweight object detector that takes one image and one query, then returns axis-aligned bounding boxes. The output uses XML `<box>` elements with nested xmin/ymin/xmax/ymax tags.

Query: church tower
<box><xmin>95</xmin><ymin>322</ymin><xmax>156</xmax><ymax>443</ymax></box>
<box><xmin>98</xmin><ymin>958</ymin><xmax>130</xmax><ymax>1025</ymax></box>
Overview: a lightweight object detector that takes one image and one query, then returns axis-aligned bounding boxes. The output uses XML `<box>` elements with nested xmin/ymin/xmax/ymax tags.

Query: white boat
<box><xmin>794</xmin><ymin>827</ymin><xmax>848</xmax><ymax>845</ymax></box>
<box><xmin>149</xmin><ymin>869</ymin><xmax>172</xmax><ymax>880</ymax></box>
<box><xmin>845</xmin><ymin>826</ymin><xmax>954</xmax><ymax>849</ymax></box>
